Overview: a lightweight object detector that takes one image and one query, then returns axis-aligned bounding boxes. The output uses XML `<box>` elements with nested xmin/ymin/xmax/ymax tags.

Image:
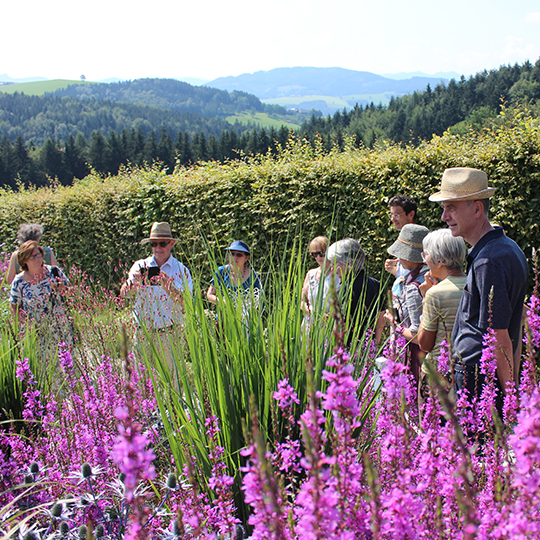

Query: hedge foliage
<box><xmin>1</xmin><ymin>108</ymin><xmax>539</xmax><ymax>290</ymax></box>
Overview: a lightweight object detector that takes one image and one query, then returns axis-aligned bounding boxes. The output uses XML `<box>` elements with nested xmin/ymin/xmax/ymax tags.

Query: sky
<box><xmin>2</xmin><ymin>0</ymin><xmax>540</xmax><ymax>83</ymax></box>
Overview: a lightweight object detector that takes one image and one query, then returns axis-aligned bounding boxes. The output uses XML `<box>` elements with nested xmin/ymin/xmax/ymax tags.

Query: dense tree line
<box><xmin>2</xmin><ymin>59</ymin><xmax>540</xmax><ymax>188</ymax></box>
<box><xmin>297</xmin><ymin>59</ymin><xmax>540</xmax><ymax>148</ymax></box>
<box><xmin>0</xmin><ymin>92</ymin><xmax>254</xmax><ymax>146</ymax></box>
<box><xmin>0</xmin><ymin>126</ymin><xmax>294</xmax><ymax>188</ymax></box>
<box><xmin>50</xmin><ymin>78</ymin><xmax>288</xmax><ymax>117</ymax></box>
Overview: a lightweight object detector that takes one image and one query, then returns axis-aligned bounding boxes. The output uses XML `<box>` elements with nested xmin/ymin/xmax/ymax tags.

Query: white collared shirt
<box><xmin>127</xmin><ymin>255</ymin><xmax>193</xmax><ymax>329</ymax></box>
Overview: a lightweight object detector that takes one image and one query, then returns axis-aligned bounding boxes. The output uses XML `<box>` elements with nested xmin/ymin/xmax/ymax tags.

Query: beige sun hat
<box><xmin>387</xmin><ymin>224</ymin><xmax>429</xmax><ymax>263</ymax></box>
<box><xmin>140</xmin><ymin>222</ymin><xmax>178</xmax><ymax>244</ymax></box>
<box><xmin>429</xmin><ymin>167</ymin><xmax>496</xmax><ymax>202</ymax></box>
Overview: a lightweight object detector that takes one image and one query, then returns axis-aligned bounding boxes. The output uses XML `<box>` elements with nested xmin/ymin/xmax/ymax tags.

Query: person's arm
<box><xmin>375</xmin><ymin>311</ymin><xmax>385</xmax><ymax>343</ymax></box>
<box><xmin>50</xmin><ymin>250</ymin><xmax>59</xmax><ymax>267</ymax></box>
<box><xmin>9</xmin><ymin>302</ymin><xmax>18</xmax><ymax>319</ymax></box>
<box><xmin>418</xmin><ymin>328</ymin><xmax>437</xmax><ymax>353</ymax></box>
<box><xmin>301</xmin><ymin>271</ymin><xmax>312</xmax><ymax>315</ymax></box>
<box><xmin>494</xmin><ymin>328</ymin><xmax>514</xmax><ymax>394</ymax></box>
<box><xmin>403</xmin><ymin>284</ymin><xmax>424</xmax><ymax>344</ymax></box>
<box><xmin>417</xmin><ymin>287</ymin><xmax>438</xmax><ymax>352</ymax></box>
<box><xmin>6</xmin><ymin>252</ymin><xmax>17</xmax><ymax>285</ymax></box>
<box><xmin>120</xmin><ymin>264</ymin><xmax>143</xmax><ymax>298</ymax></box>
<box><xmin>206</xmin><ymin>284</ymin><xmax>218</xmax><ymax>305</ymax></box>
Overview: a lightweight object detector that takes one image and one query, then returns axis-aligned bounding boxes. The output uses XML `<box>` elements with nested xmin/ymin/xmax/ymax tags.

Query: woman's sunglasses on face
<box><xmin>310</xmin><ymin>251</ymin><xmax>325</xmax><ymax>258</ymax></box>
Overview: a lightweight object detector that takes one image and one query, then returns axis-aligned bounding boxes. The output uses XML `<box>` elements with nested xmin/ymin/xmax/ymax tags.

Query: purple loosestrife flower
<box><xmin>57</xmin><ymin>343</ymin><xmax>74</xmax><ymax>375</ymax></box>
<box><xmin>509</xmin><ymin>387</ymin><xmax>540</xmax><ymax>494</ymax></box>
<box><xmin>240</xmin><ymin>444</ymin><xmax>292</xmax><ymax>540</ymax></box>
<box><xmin>204</xmin><ymin>416</ymin><xmax>240</xmax><ymax>535</ymax></box>
<box><xmin>437</xmin><ymin>338</ymin><xmax>451</xmax><ymax>376</ymax></box>
<box><xmin>112</xmin><ymin>407</ymin><xmax>156</xmax><ymax>502</ymax></box>
<box><xmin>477</xmin><ymin>327</ymin><xmax>499</xmax><ymax>432</ymax></box>
<box><xmin>273</xmin><ymin>379</ymin><xmax>300</xmax><ymax>411</ymax></box>
<box><xmin>503</xmin><ymin>380</ymin><xmax>519</xmax><ymax>425</ymax></box>
<box><xmin>525</xmin><ymin>294</ymin><xmax>540</xmax><ymax>349</ymax></box>
<box><xmin>322</xmin><ymin>348</ymin><xmax>360</xmax><ymax>435</ymax></box>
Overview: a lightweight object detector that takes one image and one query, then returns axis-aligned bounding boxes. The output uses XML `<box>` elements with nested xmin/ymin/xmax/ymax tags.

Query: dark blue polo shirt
<box><xmin>452</xmin><ymin>227</ymin><xmax>528</xmax><ymax>367</ymax></box>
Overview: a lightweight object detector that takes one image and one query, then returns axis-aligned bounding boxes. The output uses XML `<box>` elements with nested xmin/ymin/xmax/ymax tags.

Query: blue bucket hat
<box><xmin>225</xmin><ymin>240</ymin><xmax>250</xmax><ymax>254</ymax></box>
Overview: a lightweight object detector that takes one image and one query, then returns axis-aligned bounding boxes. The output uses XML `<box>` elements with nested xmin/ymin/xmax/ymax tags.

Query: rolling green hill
<box><xmin>0</xmin><ymin>79</ymin><xmax>90</xmax><ymax>96</ymax></box>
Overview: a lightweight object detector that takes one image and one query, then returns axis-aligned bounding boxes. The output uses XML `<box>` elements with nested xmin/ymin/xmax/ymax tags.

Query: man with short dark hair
<box><xmin>429</xmin><ymin>167</ymin><xmax>528</xmax><ymax>401</ymax></box>
<box><xmin>385</xmin><ymin>195</ymin><xmax>417</xmax><ymax>277</ymax></box>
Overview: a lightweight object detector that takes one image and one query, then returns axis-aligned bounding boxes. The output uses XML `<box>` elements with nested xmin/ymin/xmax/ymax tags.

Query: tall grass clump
<box><xmin>141</xmin><ymin>236</ymin><xmax>386</xmax><ymax>524</ymax></box>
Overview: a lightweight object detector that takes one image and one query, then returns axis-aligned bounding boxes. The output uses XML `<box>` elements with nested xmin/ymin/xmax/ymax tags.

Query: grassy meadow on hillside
<box><xmin>0</xmin><ymin>79</ymin><xmax>90</xmax><ymax>95</ymax></box>
<box><xmin>225</xmin><ymin>111</ymin><xmax>302</xmax><ymax>129</ymax></box>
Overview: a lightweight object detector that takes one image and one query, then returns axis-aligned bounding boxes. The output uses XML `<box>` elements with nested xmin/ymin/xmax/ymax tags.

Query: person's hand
<box><xmin>384</xmin><ymin>309</ymin><xmax>394</xmax><ymax>326</ymax></box>
<box><xmin>18</xmin><ymin>308</ymin><xmax>28</xmax><ymax>325</ymax></box>
<box><xmin>158</xmin><ymin>271</ymin><xmax>174</xmax><ymax>292</ymax></box>
<box><xmin>132</xmin><ymin>270</ymin><xmax>146</xmax><ymax>287</ymax></box>
<box><xmin>419</xmin><ymin>272</ymin><xmax>436</xmax><ymax>298</ymax></box>
<box><xmin>385</xmin><ymin>258</ymin><xmax>399</xmax><ymax>277</ymax></box>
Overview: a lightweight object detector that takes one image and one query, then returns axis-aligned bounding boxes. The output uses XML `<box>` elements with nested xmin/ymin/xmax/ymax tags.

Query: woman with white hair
<box><xmin>6</xmin><ymin>224</ymin><xmax>59</xmax><ymax>285</ymax></box>
<box><xmin>326</xmin><ymin>238</ymin><xmax>385</xmax><ymax>346</ymax></box>
<box><xmin>418</xmin><ymin>230</ymin><xmax>466</xmax><ymax>361</ymax></box>
<box><xmin>417</xmin><ymin>229</ymin><xmax>466</xmax><ymax>409</ymax></box>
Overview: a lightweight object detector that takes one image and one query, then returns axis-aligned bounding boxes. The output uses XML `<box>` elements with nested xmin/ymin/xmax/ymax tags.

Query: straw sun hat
<box><xmin>140</xmin><ymin>222</ymin><xmax>178</xmax><ymax>244</ymax></box>
<box><xmin>429</xmin><ymin>167</ymin><xmax>496</xmax><ymax>202</ymax></box>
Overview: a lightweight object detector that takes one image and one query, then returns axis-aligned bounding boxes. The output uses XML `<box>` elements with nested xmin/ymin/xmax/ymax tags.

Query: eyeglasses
<box><xmin>389</xmin><ymin>212</ymin><xmax>404</xmax><ymax>219</ymax></box>
<box><xmin>29</xmin><ymin>252</ymin><xmax>43</xmax><ymax>260</ymax></box>
<box><xmin>230</xmin><ymin>251</ymin><xmax>246</xmax><ymax>258</ymax></box>
<box><xmin>310</xmin><ymin>251</ymin><xmax>325</xmax><ymax>258</ymax></box>
<box><xmin>150</xmin><ymin>241</ymin><xmax>171</xmax><ymax>248</ymax></box>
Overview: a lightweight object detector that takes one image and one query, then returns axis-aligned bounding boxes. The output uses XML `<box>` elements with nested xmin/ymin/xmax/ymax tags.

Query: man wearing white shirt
<box><xmin>121</xmin><ymin>222</ymin><xmax>192</xmax><ymax>385</ymax></box>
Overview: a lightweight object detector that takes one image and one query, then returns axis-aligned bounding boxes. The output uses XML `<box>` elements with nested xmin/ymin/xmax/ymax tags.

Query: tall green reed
<box><xmin>140</xmin><ymin>236</ymin><xmax>388</xmax><ymax>524</ymax></box>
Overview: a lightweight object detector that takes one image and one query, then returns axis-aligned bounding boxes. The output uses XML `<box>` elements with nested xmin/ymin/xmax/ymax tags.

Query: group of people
<box><xmin>301</xmin><ymin>167</ymin><xmax>528</xmax><ymax>415</ymax></box>
<box><xmin>6</xmin><ymin>167</ymin><xmax>529</xmax><ymax>417</ymax></box>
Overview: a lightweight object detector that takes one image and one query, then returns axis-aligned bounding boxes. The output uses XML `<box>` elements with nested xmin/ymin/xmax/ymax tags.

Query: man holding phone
<box><xmin>121</xmin><ymin>222</ymin><xmax>193</xmax><ymax>380</ymax></box>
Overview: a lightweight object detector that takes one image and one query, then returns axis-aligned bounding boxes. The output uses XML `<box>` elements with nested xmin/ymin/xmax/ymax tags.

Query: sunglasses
<box><xmin>150</xmin><ymin>241</ymin><xmax>171</xmax><ymax>248</ymax></box>
<box><xmin>230</xmin><ymin>251</ymin><xmax>246</xmax><ymax>258</ymax></box>
<box><xmin>310</xmin><ymin>251</ymin><xmax>325</xmax><ymax>258</ymax></box>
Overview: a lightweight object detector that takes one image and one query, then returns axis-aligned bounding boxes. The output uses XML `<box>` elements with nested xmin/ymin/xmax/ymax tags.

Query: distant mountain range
<box><xmin>0</xmin><ymin>74</ymin><xmax>49</xmax><ymax>84</ymax></box>
<box><xmin>1</xmin><ymin>67</ymin><xmax>463</xmax><ymax>115</ymax></box>
<box><xmin>206</xmin><ymin>67</ymin><xmax>456</xmax><ymax>98</ymax></box>
<box><xmin>204</xmin><ymin>67</ymin><xmax>461</xmax><ymax>114</ymax></box>
<box><xmin>382</xmin><ymin>70</ymin><xmax>461</xmax><ymax>80</ymax></box>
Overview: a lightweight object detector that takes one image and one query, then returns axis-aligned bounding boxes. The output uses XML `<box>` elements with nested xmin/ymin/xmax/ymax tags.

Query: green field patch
<box><xmin>0</xmin><ymin>79</ymin><xmax>92</xmax><ymax>96</ymax></box>
<box><xmin>225</xmin><ymin>111</ymin><xmax>302</xmax><ymax>129</ymax></box>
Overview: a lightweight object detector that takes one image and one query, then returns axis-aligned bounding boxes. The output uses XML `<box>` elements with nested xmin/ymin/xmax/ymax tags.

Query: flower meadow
<box><xmin>1</xmin><ymin>258</ymin><xmax>540</xmax><ymax>540</ymax></box>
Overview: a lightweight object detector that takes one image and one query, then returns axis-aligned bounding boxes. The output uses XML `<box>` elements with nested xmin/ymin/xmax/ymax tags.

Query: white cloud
<box><xmin>525</xmin><ymin>12</ymin><xmax>540</xmax><ymax>23</ymax></box>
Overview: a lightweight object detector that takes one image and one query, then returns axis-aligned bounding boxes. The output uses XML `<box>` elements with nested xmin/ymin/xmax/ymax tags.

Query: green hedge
<box><xmin>1</xmin><ymin>109</ymin><xmax>539</xmax><ymax>290</ymax></box>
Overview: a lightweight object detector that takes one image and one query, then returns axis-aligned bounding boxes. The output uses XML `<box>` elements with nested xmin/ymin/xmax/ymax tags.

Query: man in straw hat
<box><xmin>121</xmin><ymin>222</ymin><xmax>193</xmax><ymax>382</ymax></box>
<box><xmin>429</xmin><ymin>167</ymin><xmax>528</xmax><ymax>406</ymax></box>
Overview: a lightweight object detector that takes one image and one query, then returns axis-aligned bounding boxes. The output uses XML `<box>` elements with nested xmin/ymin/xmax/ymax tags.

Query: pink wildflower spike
<box><xmin>273</xmin><ymin>378</ymin><xmax>300</xmax><ymax>410</ymax></box>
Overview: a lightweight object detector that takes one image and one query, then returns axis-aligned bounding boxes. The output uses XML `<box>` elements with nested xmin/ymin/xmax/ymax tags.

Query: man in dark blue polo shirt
<box><xmin>429</xmin><ymin>167</ymin><xmax>528</xmax><ymax>402</ymax></box>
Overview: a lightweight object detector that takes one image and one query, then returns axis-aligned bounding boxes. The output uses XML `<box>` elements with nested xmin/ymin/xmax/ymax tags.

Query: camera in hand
<box><xmin>140</xmin><ymin>266</ymin><xmax>160</xmax><ymax>284</ymax></box>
